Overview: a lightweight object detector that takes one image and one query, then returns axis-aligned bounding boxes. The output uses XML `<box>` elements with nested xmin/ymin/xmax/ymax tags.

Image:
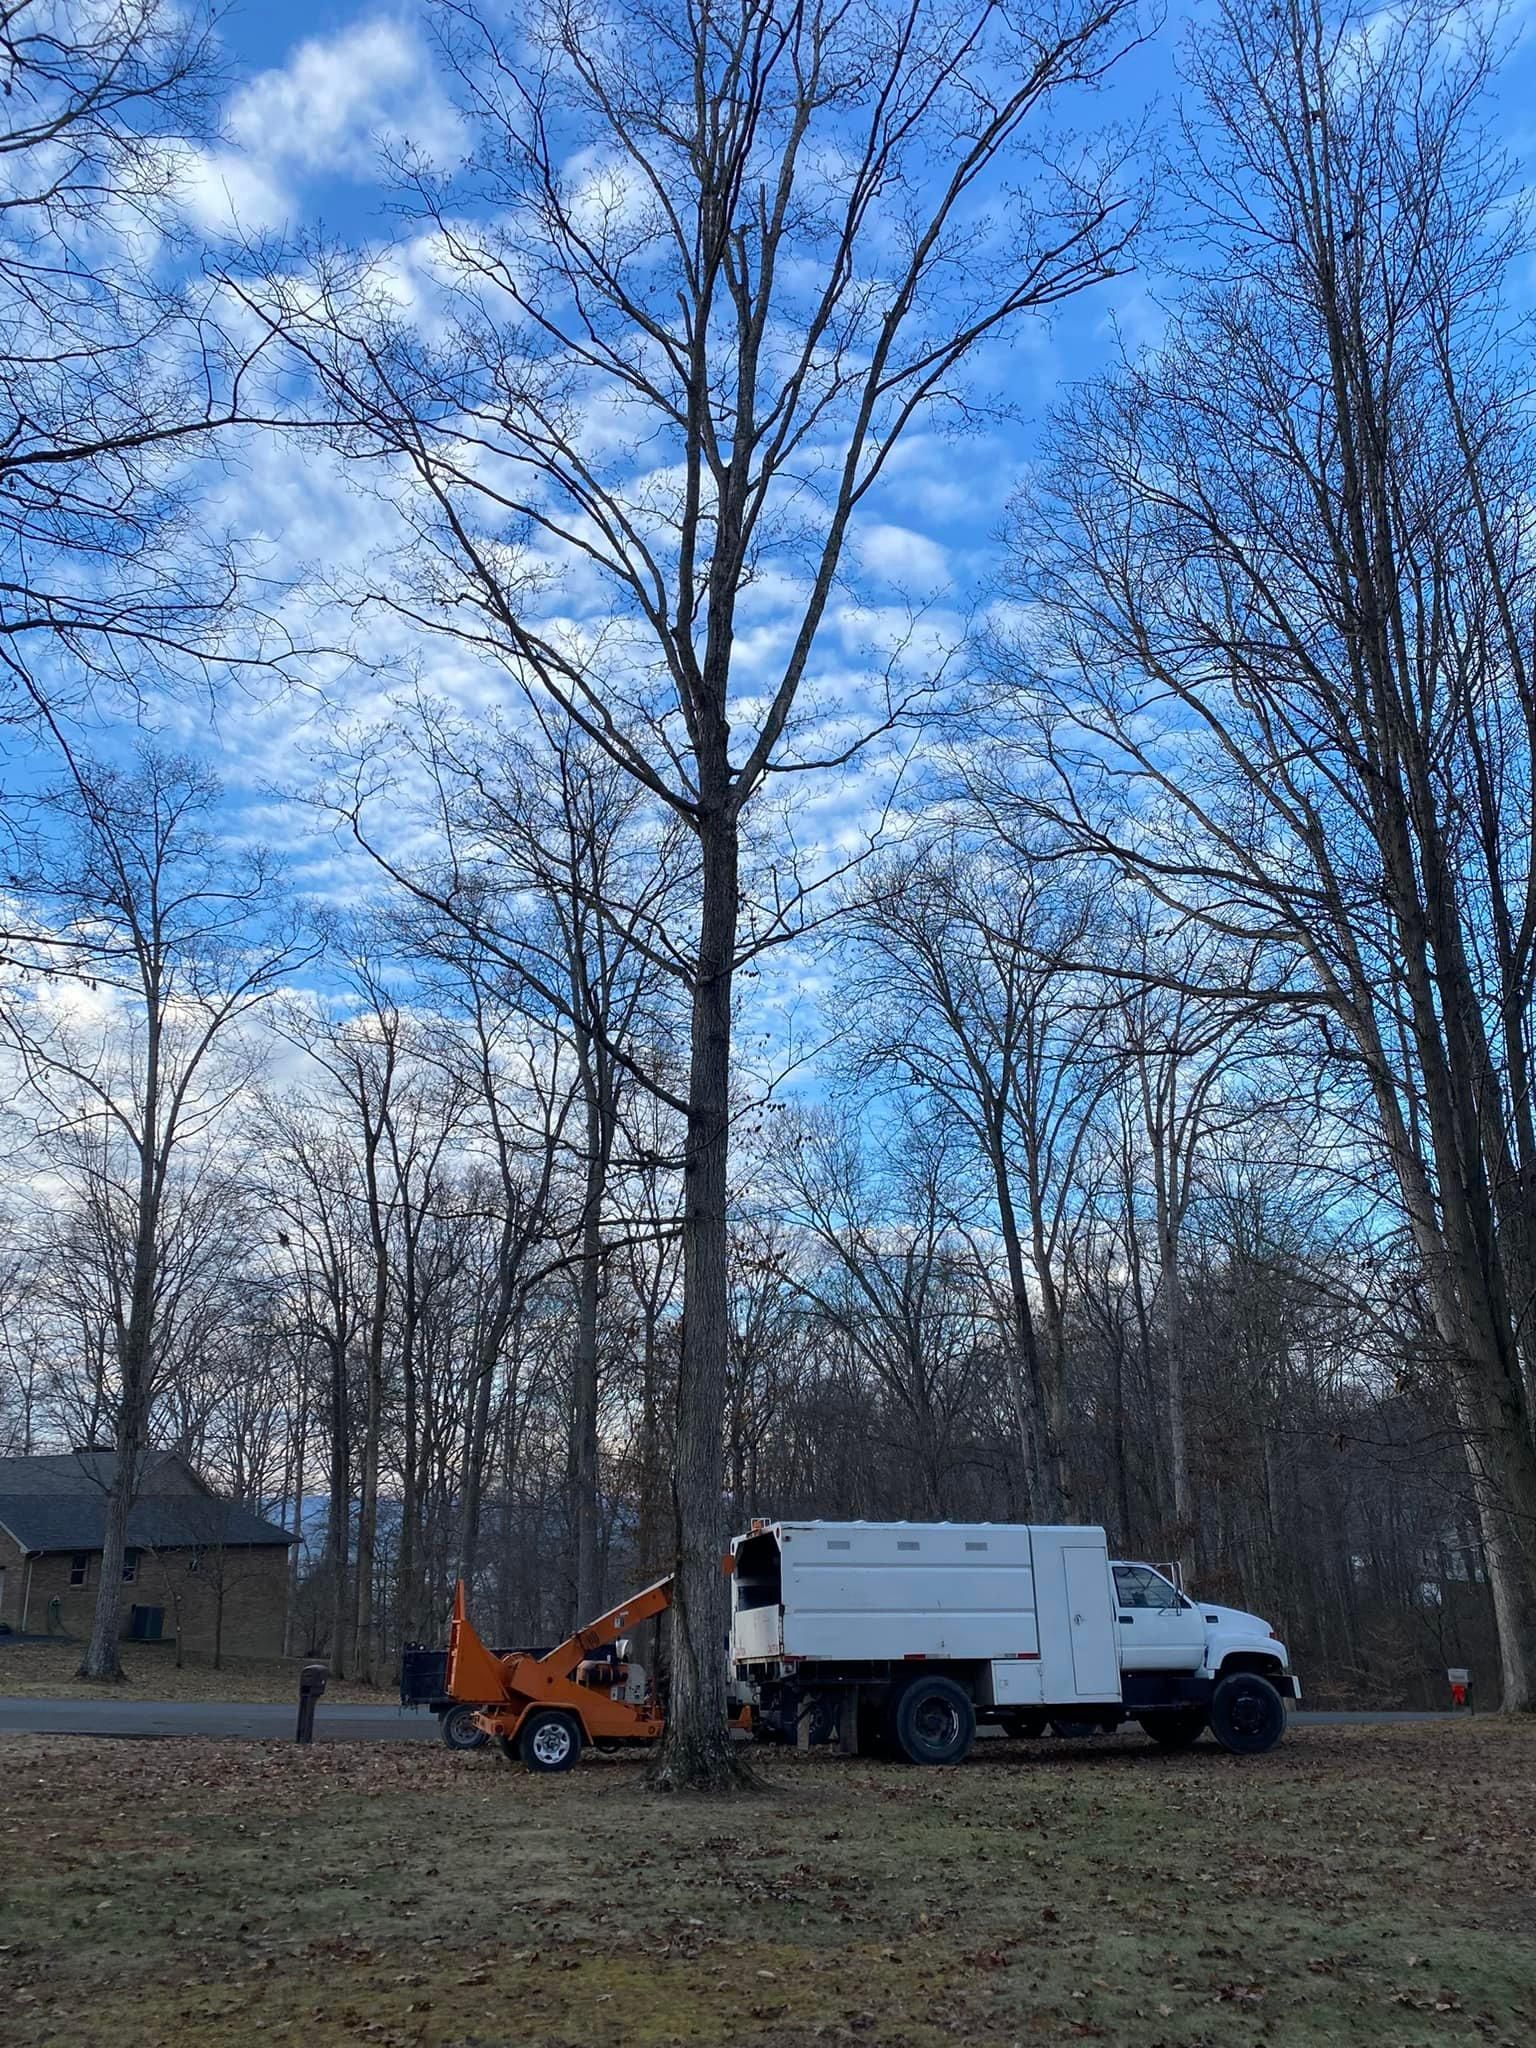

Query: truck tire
<box><xmin>1209</xmin><ymin>1672</ymin><xmax>1286</xmax><ymax>1754</ymax></box>
<box><xmin>891</xmin><ymin>1675</ymin><xmax>976</xmax><ymax>1766</ymax></box>
<box><xmin>518</xmin><ymin>1709</ymin><xmax>583</xmax><ymax>1773</ymax></box>
<box><xmin>439</xmin><ymin>1704</ymin><xmax>490</xmax><ymax>1751</ymax></box>
<box><xmin>1138</xmin><ymin>1707</ymin><xmax>1207</xmax><ymax>1750</ymax></box>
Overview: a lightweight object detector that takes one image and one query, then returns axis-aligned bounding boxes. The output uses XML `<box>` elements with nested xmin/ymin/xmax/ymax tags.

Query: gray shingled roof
<box><xmin>0</xmin><ymin>1451</ymin><xmax>293</xmax><ymax>1554</ymax></box>
<box><xmin>0</xmin><ymin>1496</ymin><xmax>294</xmax><ymax>1553</ymax></box>
<box><xmin>0</xmin><ymin>1449</ymin><xmax>201</xmax><ymax>1498</ymax></box>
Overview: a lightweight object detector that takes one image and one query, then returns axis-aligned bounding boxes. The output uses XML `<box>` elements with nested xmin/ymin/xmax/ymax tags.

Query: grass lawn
<box><xmin>0</xmin><ymin>1638</ymin><xmax>386</xmax><ymax>1704</ymax></box>
<box><xmin>2</xmin><ymin>1721</ymin><xmax>1532</xmax><ymax>2048</ymax></box>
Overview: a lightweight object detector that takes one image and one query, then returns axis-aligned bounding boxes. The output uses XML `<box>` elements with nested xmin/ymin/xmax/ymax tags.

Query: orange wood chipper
<box><xmin>445</xmin><ymin>1573</ymin><xmax>674</xmax><ymax>1771</ymax></box>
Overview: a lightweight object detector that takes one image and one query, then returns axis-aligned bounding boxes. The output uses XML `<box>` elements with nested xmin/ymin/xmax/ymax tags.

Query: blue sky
<box><xmin>126</xmin><ymin>0</ymin><xmax>1536</xmax><ymax>940</ymax></box>
<box><xmin>174</xmin><ymin>1</ymin><xmax>1181</xmax><ymax>898</ymax></box>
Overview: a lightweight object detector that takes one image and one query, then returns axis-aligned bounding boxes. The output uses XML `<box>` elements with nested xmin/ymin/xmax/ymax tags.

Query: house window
<box><xmin>121</xmin><ymin>1549</ymin><xmax>139</xmax><ymax>1584</ymax></box>
<box><xmin>69</xmin><ymin>1553</ymin><xmax>90</xmax><ymax>1587</ymax></box>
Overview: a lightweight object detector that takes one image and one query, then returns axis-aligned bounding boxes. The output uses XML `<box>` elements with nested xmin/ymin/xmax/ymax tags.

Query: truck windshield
<box><xmin>1114</xmin><ymin>1565</ymin><xmax>1184</xmax><ymax>1610</ymax></box>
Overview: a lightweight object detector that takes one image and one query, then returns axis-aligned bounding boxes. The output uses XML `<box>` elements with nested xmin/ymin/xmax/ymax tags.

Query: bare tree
<box><xmin>277</xmin><ymin>955</ymin><xmax>413</xmax><ymax>1683</ymax></box>
<box><xmin>423</xmin><ymin>956</ymin><xmax>577</xmax><ymax>1595</ymax></box>
<box><xmin>2</xmin><ymin>748</ymin><xmax>312</xmax><ymax>1677</ymax></box>
<box><xmin>378</xmin><ymin>1054</ymin><xmax>470</xmax><ymax>1650</ymax></box>
<box><xmin>773</xmin><ymin>1109</ymin><xmax>993</xmax><ymax>1513</ymax></box>
<box><xmin>991</xmin><ymin>0</ymin><xmax>1536</xmax><ymax>1703</ymax></box>
<box><xmin>0</xmin><ymin>0</ymin><xmax>295</xmax><ymax>818</ymax></box>
<box><xmin>1106</xmin><ymin>908</ymin><xmax>1262</xmax><ymax>1573</ymax></box>
<box><xmin>235</xmin><ymin>0</ymin><xmax>1145</xmax><ymax>1785</ymax></box>
<box><xmin>355</xmin><ymin>707</ymin><xmax>688</xmax><ymax>1624</ymax></box>
<box><xmin>843</xmin><ymin>835</ymin><xmax>1117</xmax><ymax>1516</ymax></box>
<box><xmin>254</xmin><ymin>1103</ymin><xmax>369</xmax><ymax>1673</ymax></box>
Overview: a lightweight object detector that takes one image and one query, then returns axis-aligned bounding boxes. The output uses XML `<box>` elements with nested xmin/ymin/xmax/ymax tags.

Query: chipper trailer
<box><xmin>444</xmin><ymin>1573</ymin><xmax>673</xmax><ymax>1771</ymax></box>
<box><xmin>445</xmin><ymin>1519</ymin><xmax>1299</xmax><ymax>1771</ymax></box>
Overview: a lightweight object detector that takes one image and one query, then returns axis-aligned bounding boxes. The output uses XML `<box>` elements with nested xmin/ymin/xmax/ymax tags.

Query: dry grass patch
<box><xmin>0</xmin><ymin>1637</ymin><xmax>384</xmax><ymax>1703</ymax></box>
<box><xmin>2</xmin><ymin>1721</ymin><xmax>1533</xmax><ymax>2048</ymax></box>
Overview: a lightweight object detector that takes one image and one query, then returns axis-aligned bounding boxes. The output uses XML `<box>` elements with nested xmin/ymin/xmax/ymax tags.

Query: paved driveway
<box><xmin>0</xmin><ymin>1697</ymin><xmax>438</xmax><ymax>1741</ymax></box>
<box><xmin>0</xmin><ymin>1697</ymin><xmax>1456</xmax><ymax>1742</ymax></box>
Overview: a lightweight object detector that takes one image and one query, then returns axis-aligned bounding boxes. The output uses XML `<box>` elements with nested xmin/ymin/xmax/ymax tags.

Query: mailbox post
<box><xmin>296</xmin><ymin>1661</ymin><xmax>328</xmax><ymax>1744</ymax></box>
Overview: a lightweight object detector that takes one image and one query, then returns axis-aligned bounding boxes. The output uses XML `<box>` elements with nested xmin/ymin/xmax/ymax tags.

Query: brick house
<box><xmin>0</xmin><ymin>1451</ymin><xmax>294</xmax><ymax>1660</ymax></box>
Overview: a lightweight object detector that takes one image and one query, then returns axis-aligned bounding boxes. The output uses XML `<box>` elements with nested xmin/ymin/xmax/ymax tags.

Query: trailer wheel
<box><xmin>1209</xmin><ymin>1672</ymin><xmax>1285</xmax><ymax>1754</ymax></box>
<box><xmin>518</xmin><ymin>1708</ymin><xmax>583</xmax><ymax>1773</ymax></box>
<box><xmin>891</xmin><ymin>1675</ymin><xmax>975</xmax><ymax>1766</ymax></box>
<box><xmin>1138</xmin><ymin>1707</ymin><xmax>1207</xmax><ymax>1750</ymax></box>
<box><xmin>439</xmin><ymin>1704</ymin><xmax>490</xmax><ymax>1752</ymax></box>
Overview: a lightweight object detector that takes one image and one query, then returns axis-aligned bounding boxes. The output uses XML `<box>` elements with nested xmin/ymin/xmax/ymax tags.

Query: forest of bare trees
<box><xmin>2</xmin><ymin>0</ymin><xmax>1532</xmax><ymax>1770</ymax></box>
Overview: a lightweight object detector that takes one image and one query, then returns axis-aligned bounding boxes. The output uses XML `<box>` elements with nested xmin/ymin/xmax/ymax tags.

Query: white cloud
<box><xmin>853</xmin><ymin>522</ymin><xmax>950</xmax><ymax>591</ymax></box>
<box><xmin>177</xmin><ymin>146</ymin><xmax>292</xmax><ymax>235</ymax></box>
<box><xmin>179</xmin><ymin>17</ymin><xmax>462</xmax><ymax>232</ymax></box>
<box><xmin>227</xmin><ymin>18</ymin><xmax>461</xmax><ymax>179</ymax></box>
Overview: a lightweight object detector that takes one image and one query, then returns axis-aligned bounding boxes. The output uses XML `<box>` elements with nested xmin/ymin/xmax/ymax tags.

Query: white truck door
<box><xmin>1112</xmin><ymin>1563</ymin><xmax>1207</xmax><ymax>1671</ymax></box>
<box><xmin>1062</xmin><ymin>1545</ymin><xmax>1121</xmax><ymax>1697</ymax></box>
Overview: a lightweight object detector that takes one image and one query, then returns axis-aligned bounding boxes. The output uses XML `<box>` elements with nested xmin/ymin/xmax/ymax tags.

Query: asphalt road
<box><xmin>0</xmin><ymin>1698</ymin><xmax>439</xmax><ymax>1741</ymax></box>
<box><xmin>0</xmin><ymin>1697</ymin><xmax>1458</xmax><ymax>1742</ymax></box>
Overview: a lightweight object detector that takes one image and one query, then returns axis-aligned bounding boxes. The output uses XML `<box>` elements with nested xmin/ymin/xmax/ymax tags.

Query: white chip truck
<box><xmin>729</xmin><ymin>1520</ymin><xmax>1299</xmax><ymax>1764</ymax></box>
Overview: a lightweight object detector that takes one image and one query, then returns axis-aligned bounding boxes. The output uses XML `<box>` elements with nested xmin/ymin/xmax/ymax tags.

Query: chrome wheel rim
<box><xmin>531</xmin><ymin>1719</ymin><xmax>573</xmax><ymax>1766</ymax></box>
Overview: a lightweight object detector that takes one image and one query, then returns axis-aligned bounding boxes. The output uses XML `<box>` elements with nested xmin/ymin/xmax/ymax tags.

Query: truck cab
<box><xmin>730</xmin><ymin>1519</ymin><xmax>1300</xmax><ymax>1765</ymax></box>
<box><xmin>1111</xmin><ymin>1559</ymin><xmax>1295</xmax><ymax>1690</ymax></box>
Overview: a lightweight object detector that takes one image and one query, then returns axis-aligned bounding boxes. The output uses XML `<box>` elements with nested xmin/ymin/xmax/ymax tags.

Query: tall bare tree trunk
<box><xmin>284</xmin><ymin>1390</ymin><xmax>306</xmax><ymax>1658</ymax></box>
<box><xmin>352</xmin><ymin>1251</ymin><xmax>388</xmax><ymax>1682</ymax></box>
<box><xmin>652</xmin><ymin>814</ymin><xmax>749</xmax><ymax>1790</ymax></box>
<box><xmin>457</xmin><ymin>1339</ymin><xmax>498</xmax><ymax>1592</ymax></box>
<box><xmin>397</xmin><ymin>1316</ymin><xmax>420</xmax><ymax>1647</ymax></box>
<box><xmin>80</xmin><ymin>1064</ymin><xmax>161</xmax><ymax>1682</ymax></box>
<box><xmin>326</xmin><ymin>1335</ymin><xmax>350</xmax><ymax>1678</ymax></box>
<box><xmin>988</xmin><ymin>1140</ymin><xmax>1061</xmax><ymax>1518</ymax></box>
<box><xmin>571</xmin><ymin>1086</ymin><xmax>605</xmax><ymax>1624</ymax></box>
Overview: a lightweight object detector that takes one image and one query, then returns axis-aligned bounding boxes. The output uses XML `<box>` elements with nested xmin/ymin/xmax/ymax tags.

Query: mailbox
<box><xmin>296</xmin><ymin>1661</ymin><xmax>329</xmax><ymax>1744</ymax></box>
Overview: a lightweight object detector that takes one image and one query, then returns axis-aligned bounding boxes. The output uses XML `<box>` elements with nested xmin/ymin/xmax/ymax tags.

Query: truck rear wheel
<box><xmin>891</xmin><ymin>1675</ymin><xmax>975</xmax><ymax>1766</ymax></box>
<box><xmin>1138</xmin><ymin>1707</ymin><xmax>1207</xmax><ymax>1750</ymax></box>
<box><xmin>518</xmin><ymin>1708</ymin><xmax>583</xmax><ymax>1772</ymax></box>
<box><xmin>1209</xmin><ymin>1672</ymin><xmax>1285</xmax><ymax>1754</ymax></box>
<box><xmin>439</xmin><ymin>1704</ymin><xmax>490</xmax><ymax>1751</ymax></box>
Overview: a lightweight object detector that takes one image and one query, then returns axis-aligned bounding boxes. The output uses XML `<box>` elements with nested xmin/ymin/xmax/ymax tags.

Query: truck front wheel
<box><xmin>1209</xmin><ymin>1672</ymin><xmax>1286</xmax><ymax>1754</ymax></box>
<box><xmin>1138</xmin><ymin>1706</ymin><xmax>1207</xmax><ymax>1750</ymax></box>
<box><xmin>891</xmin><ymin>1675</ymin><xmax>975</xmax><ymax>1766</ymax></box>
